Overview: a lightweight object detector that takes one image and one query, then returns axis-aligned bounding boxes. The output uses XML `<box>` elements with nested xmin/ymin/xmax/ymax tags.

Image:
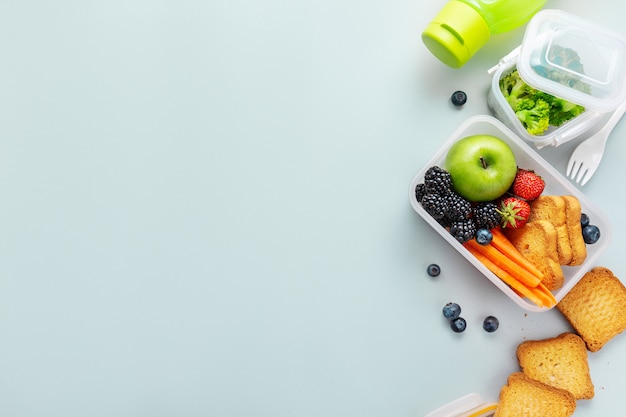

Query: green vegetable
<box><xmin>540</xmin><ymin>92</ymin><xmax>586</xmax><ymax>127</ymax></box>
<box><xmin>499</xmin><ymin>69</ymin><xmax>586</xmax><ymax>135</ymax></box>
<box><xmin>515</xmin><ymin>97</ymin><xmax>550</xmax><ymax>135</ymax></box>
<box><xmin>499</xmin><ymin>69</ymin><xmax>534</xmax><ymax>111</ymax></box>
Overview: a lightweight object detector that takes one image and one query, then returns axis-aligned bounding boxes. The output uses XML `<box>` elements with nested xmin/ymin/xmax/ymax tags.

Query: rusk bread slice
<box><xmin>517</xmin><ymin>332</ymin><xmax>594</xmax><ymax>399</ymax></box>
<box><xmin>502</xmin><ymin>220</ymin><xmax>564</xmax><ymax>291</ymax></box>
<box><xmin>562</xmin><ymin>195</ymin><xmax>587</xmax><ymax>266</ymax></box>
<box><xmin>528</xmin><ymin>196</ymin><xmax>572</xmax><ymax>265</ymax></box>
<box><xmin>494</xmin><ymin>372</ymin><xmax>576</xmax><ymax>417</ymax></box>
<box><xmin>557</xmin><ymin>267</ymin><xmax>626</xmax><ymax>352</ymax></box>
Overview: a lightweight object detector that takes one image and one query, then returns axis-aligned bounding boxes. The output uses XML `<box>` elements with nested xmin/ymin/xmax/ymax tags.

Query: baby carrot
<box><xmin>490</xmin><ymin>227</ymin><xmax>544</xmax><ymax>280</ymax></box>
<box><xmin>464</xmin><ymin>244</ymin><xmax>547</xmax><ymax>308</ymax></box>
<box><xmin>464</xmin><ymin>239</ymin><xmax>542</xmax><ymax>288</ymax></box>
<box><xmin>523</xmin><ymin>282</ymin><xmax>556</xmax><ymax>308</ymax></box>
<box><xmin>536</xmin><ymin>282</ymin><xmax>557</xmax><ymax>307</ymax></box>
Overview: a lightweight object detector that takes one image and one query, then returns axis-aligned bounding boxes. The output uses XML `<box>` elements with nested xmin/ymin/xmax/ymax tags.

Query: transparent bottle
<box><xmin>422</xmin><ymin>0</ymin><xmax>547</xmax><ymax>68</ymax></box>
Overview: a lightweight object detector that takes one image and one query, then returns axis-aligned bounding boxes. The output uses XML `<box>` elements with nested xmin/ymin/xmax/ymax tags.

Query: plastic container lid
<box><xmin>517</xmin><ymin>9</ymin><xmax>626</xmax><ymax>113</ymax></box>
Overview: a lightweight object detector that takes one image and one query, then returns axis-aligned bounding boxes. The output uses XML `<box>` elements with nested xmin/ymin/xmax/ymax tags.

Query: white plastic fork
<box><xmin>566</xmin><ymin>99</ymin><xmax>626</xmax><ymax>186</ymax></box>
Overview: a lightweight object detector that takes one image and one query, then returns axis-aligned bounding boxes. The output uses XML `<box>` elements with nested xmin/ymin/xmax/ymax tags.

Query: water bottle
<box><xmin>422</xmin><ymin>0</ymin><xmax>547</xmax><ymax>68</ymax></box>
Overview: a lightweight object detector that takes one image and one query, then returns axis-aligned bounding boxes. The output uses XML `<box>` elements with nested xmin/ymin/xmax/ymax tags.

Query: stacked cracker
<box><xmin>502</xmin><ymin>195</ymin><xmax>587</xmax><ymax>291</ymax></box>
<box><xmin>496</xmin><ymin>372</ymin><xmax>577</xmax><ymax>417</ymax></box>
<box><xmin>495</xmin><ymin>333</ymin><xmax>588</xmax><ymax>417</ymax></box>
<box><xmin>494</xmin><ymin>267</ymin><xmax>626</xmax><ymax>416</ymax></box>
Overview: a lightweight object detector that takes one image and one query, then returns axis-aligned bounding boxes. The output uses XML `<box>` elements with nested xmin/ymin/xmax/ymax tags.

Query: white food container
<box><xmin>425</xmin><ymin>393</ymin><xmax>497</xmax><ymax>417</ymax></box>
<box><xmin>487</xmin><ymin>9</ymin><xmax>626</xmax><ymax>148</ymax></box>
<box><xmin>408</xmin><ymin>115</ymin><xmax>611</xmax><ymax>312</ymax></box>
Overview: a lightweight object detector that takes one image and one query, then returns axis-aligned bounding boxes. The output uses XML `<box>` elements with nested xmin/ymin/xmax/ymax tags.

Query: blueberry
<box><xmin>442</xmin><ymin>302</ymin><xmax>461</xmax><ymax>320</ymax></box>
<box><xmin>450</xmin><ymin>317</ymin><xmax>467</xmax><ymax>333</ymax></box>
<box><xmin>475</xmin><ymin>228</ymin><xmax>493</xmax><ymax>245</ymax></box>
<box><xmin>483</xmin><ymin>316</ymin><xmax>499</xmax><ymax>332</ymax></box>
<box><xmin>427</xmin><ymin>263</ymin><xmax>441</xmax><ymax>277</ymax></box>
<box><xmin>582</xmin><ymin>224</ymin><xmax>601</xmax><ymax>244</ymax></box>
<box><xmin>580</xmin><ymin>213</ymin><xmax>590</xmax><ymax>227</ymax></box>
<box><xmin>451</xmin><ymin>90</ymin><xmax>467</xmax><ymax>106</ymax></box>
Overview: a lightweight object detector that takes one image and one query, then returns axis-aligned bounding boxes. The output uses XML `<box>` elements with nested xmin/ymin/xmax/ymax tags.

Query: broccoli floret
<box><xmin>534</xmin><ymin>91</ymin><xmax>586</xmax><ymax>127</ymax></box>
<box><xmin>499</xmin><ymin>68</ymin><xmax>587</xmax><ymax>135</ymax></box>
<box><xmin>515</xmin><ymin>98</ymin><xmax>550</xmax><ymax>135</ymax></box>
<box><xmin>548</xmin><ymin>97</ymin><xmax>586</xmax><ymax>126</ymax></box>
<box><xmin>499</xmin><ymin>70</ymin><xmax>534</xmax><ymax>110</ymax></box>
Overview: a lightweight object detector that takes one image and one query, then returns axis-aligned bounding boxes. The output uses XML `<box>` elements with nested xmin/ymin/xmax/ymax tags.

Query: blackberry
<box><xmin>415</xmin><ymin>183</ymin><xmax>426</xmax><ymax>204</ymax></box>
<box><xmin>445</xmin><ymin>191</ymin><xmax>472</xmax><ymax>221</ymax></box>
<box><xmin>449</xmin><ymin>218</ymin><xmax>476</xmax><ymax>243</ymax></box>
<box><xmin>424</xmin><ymin>166</ymin><xmax>452</xmax><ymax>194</ymax></box>
<box><xmin>421</xmin><ymin>193</ymin><xmax>448</xmax><ymax>220</ymax></box>
<box><xmin>473</xmin><ymin>202</ymin><xmax>501</xmax><ymax>230</ymax></box>
<box><xmin>437</xmin><ymin>215</ymin><xmax>452</xmax><ymax>228</ymax></box>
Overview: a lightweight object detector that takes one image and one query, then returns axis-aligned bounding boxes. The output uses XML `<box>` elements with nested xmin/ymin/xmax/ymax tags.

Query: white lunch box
<box><xmin>408</xmin><ymin>115</ymin><xmax>611</xmax><ymax>312</ymax></box>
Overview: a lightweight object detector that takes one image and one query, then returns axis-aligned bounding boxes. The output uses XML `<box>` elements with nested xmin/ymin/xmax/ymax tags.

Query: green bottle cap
<box><xmin>422</xmin><ymin>1</ymin><xmax>491</xmax><ymax>68</ymax></box>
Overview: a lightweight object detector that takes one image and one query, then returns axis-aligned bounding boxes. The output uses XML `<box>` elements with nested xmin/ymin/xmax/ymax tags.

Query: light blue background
<box><xmin>1</xmin><ymin>1</ymin><xmax>625</xmax><ymax>416</ymax></box>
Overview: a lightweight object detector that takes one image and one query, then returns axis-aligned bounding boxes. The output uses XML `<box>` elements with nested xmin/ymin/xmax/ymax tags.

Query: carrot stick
<box><xmin>524</xmin><ymin>284</ymin><xmax>551</xmax><ymax>307</ymax></box>
<box><xmin>464</xmin><ymin>239</ymin><xmax>542</xmax><ymax>288</ymax></box>
<box><xmin>536</xmin><ymin>282</ymin><xmax>557</xmax><ymax>307</ymax></box>
<box><xmin>524</xmin><ymin>283</ymin><xmax>556</xmax><ymax>308</ymax></box>
<box><xmin>490</xmin><ymin>227</ymin><xmax>544</xmax><ymax>279</ymax></box>
<box><xmin>464</xmin><ymin>244</ymin><xmax>547</xmax><ymax>308</ymax></box>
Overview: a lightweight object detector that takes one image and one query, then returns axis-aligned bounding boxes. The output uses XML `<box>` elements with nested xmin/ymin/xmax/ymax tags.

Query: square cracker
<box><xmin>557</xmin><ymin>267</ymin><xmax>626</xmax><ymax>352</ymax></box>
<box><xmin>517</xmin><ymin>332</ymin><xmax>594</xmax><ymax>399</ymax></box>
<box><xmin>495</xmin><ymin>372</ymin><xmax>576</xmax><ymax>417</ymax></box>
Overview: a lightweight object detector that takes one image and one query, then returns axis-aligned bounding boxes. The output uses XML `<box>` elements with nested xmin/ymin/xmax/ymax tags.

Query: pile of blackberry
<box><xmin>415</xmin><ymin>166</ymin><xmax>500</xmax><ymax>244</ymax></box>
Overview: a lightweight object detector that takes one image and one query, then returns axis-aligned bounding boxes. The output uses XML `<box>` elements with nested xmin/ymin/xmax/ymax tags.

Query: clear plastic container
<box><xmin>408</xmin><ymin>115</ymin><xmax>611</xmax><ymax>312</ymax></box>
<box><xmin>425</xmin><ymin>393</ymin><xmax>497</xmax><ymax>417</ymax></box>
<box><xmin>487</xmin><ymin>9</ymin><xmax>626</xmax><ymax>148</ymax></box>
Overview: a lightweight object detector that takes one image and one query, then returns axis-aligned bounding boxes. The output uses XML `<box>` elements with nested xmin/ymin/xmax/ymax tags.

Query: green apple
<box><xmin>444</xmin><ymin>134</ymin><xmax>517</xmax><ymax>202</ymax></box>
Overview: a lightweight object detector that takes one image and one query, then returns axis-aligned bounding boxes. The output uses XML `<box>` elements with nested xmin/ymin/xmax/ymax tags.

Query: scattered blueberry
<box><xmin>451</xmin><ymin>90</ymin><xmax>467</xmax><ymax>106</ymax></box>
<box><xmin>450</xmin><ymin>317</ymin><xmax>467</xmax><ymax>333</ymax></box>
<box><xmin>427</xmin><ymin>263</ymin><xmax>441</xmax><ymax>277</ymax></box>
<box><xmin>442</xmin><ymin>302</ymin><xmax>461</xmax><ymax>320</ymax></box>
<box><xmin>582</xmin><ymin>224</ymin><xmax>601</xmax><ymax>244</ymax></box>
<box><xmin>475</xmin><ymin>228</ymin><xmax>493</xmax><ymax>245</ymax></box>
<box><xmin>483</xmin><ymin>316</ymin><xmax>499</xmax><ymax>332</ymax></box>
<box><xmin>580</xmin><ymin>213</ymin><xmax>590</xmax><ymax>228</ymax></box>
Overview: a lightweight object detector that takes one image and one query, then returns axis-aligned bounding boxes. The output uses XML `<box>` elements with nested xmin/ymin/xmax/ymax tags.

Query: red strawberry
<box><xmin>512</xmin><ymin>168</ymin><xmax>545</xmax><ymax>201</ymax></box>
<box><xmin>497</xmin><ymin>197</ymin><xmax>531</xmax><ymax>229</ymax></box>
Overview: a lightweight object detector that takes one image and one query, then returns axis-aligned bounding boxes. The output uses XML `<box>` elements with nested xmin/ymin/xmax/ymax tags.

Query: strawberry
<box><xmin>512</xmin><ymin>168</ymin><xmax>545</xmax><ymax>201</ymax></box>
<box><xmin>497</xmin><ymin>197</ymin><xmax>531</xmax><ymax>229</ymax></box>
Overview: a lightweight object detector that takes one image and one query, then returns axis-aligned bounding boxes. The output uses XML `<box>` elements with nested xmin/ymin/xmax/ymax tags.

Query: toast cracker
<box><xmin>503</xmin><ymin>220</ymin><xmax>564</xmax><ymax>290</ymax></box>
<box><xmin>528</xmin><ymin>196</ymin><xmax>572</xmax><ymax>265</ymax></box>
<box><xmin>562</xmin><ymin>195</ymin><xmax>587</xmax><ymax>266</ymax></box>
<box><xmin>517</xmin><ymin>332</ymin><xmax>594</xmax><ymax>399</ymax></box>
<box><xmin>557</xmin><ymin>267</ymin><xmax>626</xmax><ymax>351</ymax></box>
<box><xmin>494</xmin><ymin>372</ymin><xmax>576</xmax><ymax>417</ymax></box>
